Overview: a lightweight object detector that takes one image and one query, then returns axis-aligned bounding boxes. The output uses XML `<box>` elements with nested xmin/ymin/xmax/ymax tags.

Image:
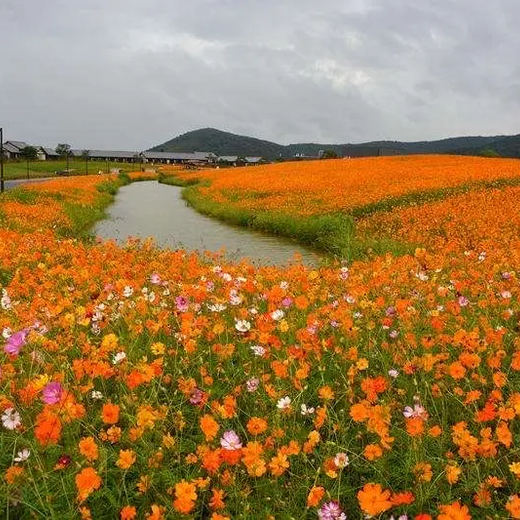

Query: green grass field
<box><xmin>2</xmin><ymin>160</ymin><xmax>140</xmax><ymax>180</ymax></box>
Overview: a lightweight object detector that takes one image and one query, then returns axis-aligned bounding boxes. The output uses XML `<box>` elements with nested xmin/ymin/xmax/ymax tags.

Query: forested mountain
<box><xmin>150</xmin><ymin>128</ymin><xmax>520</xmax><ymax>159</ymax></box>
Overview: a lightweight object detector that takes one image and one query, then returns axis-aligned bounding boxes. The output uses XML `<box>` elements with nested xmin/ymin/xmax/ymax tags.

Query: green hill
<box><xmin>150</xmin><ymin>128</ymin><xmax>286</xmax><ymax>158</ymax></box>
<box><xmin>150</xmin><ymin>128</ymin><xmax>520</xmax><ymax>159</ymax></box>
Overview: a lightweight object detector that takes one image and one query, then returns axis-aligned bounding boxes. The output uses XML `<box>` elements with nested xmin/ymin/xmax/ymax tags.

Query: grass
<box><xmin>2</xmin><ymin>160</ymin><xmax>141</xmax><ymax>180</ymax></box>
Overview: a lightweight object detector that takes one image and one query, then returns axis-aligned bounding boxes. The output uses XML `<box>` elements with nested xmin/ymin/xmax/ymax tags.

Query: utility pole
<box><xmin>0</xmin><ymin>127</ymin><xmax>4</xmax><ymax>193</ymax></box>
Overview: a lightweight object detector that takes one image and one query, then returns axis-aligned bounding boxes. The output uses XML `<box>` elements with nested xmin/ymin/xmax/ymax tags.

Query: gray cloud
<box><xmin>1</xmin><ymin>0</ymin><xmax>519</xmax><ymax>149</ymax></box>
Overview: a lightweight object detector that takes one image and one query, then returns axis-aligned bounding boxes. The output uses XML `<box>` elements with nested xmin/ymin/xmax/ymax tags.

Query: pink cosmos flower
<box><xmin>403</xmin><ymin>403</ymin><xmax>427</xmax><ymax>419</ymax></box>
<box><xmin>220</xmin><ymin>430</ymin><xmax>242</xmax><ymax>450</ymax></box>
<box><xmin>175</xmin><ymin>296</ymin><xmax>189</xmax><ymax>312</ymax></box>
<box><xmin>42</xmin><ymin>382</ymin><xmax>63</xmax><ymax>405</ymax></box>
<box><xmin>4</xmin><ymin>329</ymin><xmax>28</xmax><ymax>356</ymax></box>
<box><xmin>246</xmin><ymin>377</ymin><xmax>260</xmax><ymax>392</ymax></box>
<box><xmin>458</xmin><ymin>295</ymin><xmax>469</xmax><ymax>307</ymax></box>
<box><xmin>150</xmin><ymin>273</ymin><xmax>161</xmax><ymax>285</ymax></box>
<box><xmin>318</xmin><ymin>501</ymin><xmax>346</xmax><ymax>520</ymax></box>
<box><xmin>189</xmin><ymin>387</ymin><xmax>204</xmax><ymax>405</ymax></box>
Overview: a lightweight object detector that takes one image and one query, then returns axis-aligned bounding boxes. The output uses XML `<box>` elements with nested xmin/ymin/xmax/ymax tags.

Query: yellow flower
<box><xmin>33</xmin><ymin>374</ymin><xmax>50</xmax><ymax>391</ymax></box>
<box><xmin>151</xmin><ymin>342</ymin><xmax>165</xmax><ymax>355</ymax></box>
<box><xmin>356</xmin><ymin>358</ymin><xmax>369</xmax><ymax>370</ymax></box>
<box><xmin>510</xmin><ymin>462</ymin><xmax>520</xmax><ymax>478</ymax></box>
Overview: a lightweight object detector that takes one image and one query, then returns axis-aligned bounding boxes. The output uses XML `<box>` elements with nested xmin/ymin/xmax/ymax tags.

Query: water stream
<box><xmin>94</xmin><ymin>181</ymin><xmax>321</xmax><ymax>265</ymax></box>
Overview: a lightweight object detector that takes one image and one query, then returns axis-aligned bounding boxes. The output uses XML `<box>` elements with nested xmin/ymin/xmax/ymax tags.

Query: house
<box><xmin>71</xmin><ymin>150</ymin><xmax>140</xmax><ymax>162</ymax></box>
<box><xmin>244</xmin><ymin>156</ymin><xmax>268</xmax><ymax>165</ymax></box>
<box><xmin>40</xmin><ymin>147</ymin><xmax>60</xmax><ymax>160</ymax></box>
<box><xmin>141</xmin><ymin>151</ymin><xmax>216</xmax><ymax>165</ymax></box>
<box><xmin>3</xmin><ymin>141</ymin><xmax>30</xmax><ymax>159</ymax></box>
<box><xmin>217</xmin><ymin>156</ymin><xmax>247</xmax><ymax>167</ymax></box>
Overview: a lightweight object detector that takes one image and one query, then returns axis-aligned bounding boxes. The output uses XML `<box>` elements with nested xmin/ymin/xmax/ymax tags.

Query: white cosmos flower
<box><xmin>123</xmin><ymin>286</ymin><xmax>134</xmax><ymax>298</ymax></box>
<box><xmin>112</xmin><ymin>351</ymin><xmax>127</xmax><ymax>364</ymax></box>
<box><xmin>235</xmin><ymin>320</ymin><xmax>251</xmax><ymax>333</ymax></box>
<box><xmin>2</xmin><ymin>408</ymin><xmax>21</xmax><ymax>430</ymax></box>
<box><xmin>1</xmin><ymin>289</ymin><xmax>12</xmax><ymax>310</ymax></box>
<box><xmin>14</xmin><ymin>449</ymin><xmax>31</xmax><ymax>462</ymax></box>
<box><xmin>229</xmin><ymin>292</ymin><xmax>243</xmax><ymax>305</ymax></box>
<box><xmin>2</xmin><ymin>327</ymin><xmax>12</xmax><ymax>339</ymax></box>
<box><xmin>334</xmin><ymin>452</ymin><xmax>349</xmax><ymax>469</ymax></box>
<box><xmin>91</xmin><ymin>390</ymin><xmax>104</xmax><ymax>400</ymax></box>
<box><xmin>300</xmin><ymin>404</ymin><xmax>315</xmax><ymax>416</ymax></box>
<box><xmin>280</xmin><ymin>281</ymin><xmax>289</xmax><ymax>290</ymax></box>
<box><xmin>250</xmin><ymin>345</ymin><xmax>266</xmax><ymax>357</ymax></box>
<box><xmin>207</xmin><ymin>303</ymin><xmax>227</xmax><ymax>312</ymax></box>
<box><xmin>271</xmin><ymin>309</ymin><xmax>285</xmax><ymax>321</ymax></box>
<box><xmin>277</xmin><ymin>396</ymin><xmax>291</xmax><ymax>410</ymax></box>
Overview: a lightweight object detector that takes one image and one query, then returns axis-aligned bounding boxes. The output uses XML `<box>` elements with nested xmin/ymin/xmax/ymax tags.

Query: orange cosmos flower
<box><xmin>357</xmin><ymin>483</ymin><xmax>392</xmax><ymax>516</ymax></box>
<box><xmin>406</xmin><ymin>417</ymin><xmax>425</xmax><ymax>437</ymax></box>
<box><xmin>120</xmin><ymin>506</ymin><xmax>137</xmax><ymax>520</ymax></box>
<box><xmin>246</xmin><ymin>417</ymin><xmax>268</xmax><ymax>435</ymax></box>
<box><xmin>268</xmin><ymin>452</ymin><xmax>289</xmax><ymax>476</ymax></box>
<box><xmin>75</xmin><ymin>467</ymin><xmax>102</xmax><ymax>502</ymax></box>
<box><xmin>307</xmin><ymin>486</ymin><xmax>325</xmax><ymax>507</ymax></box>
<box><xmin>445</xmin><ymin>464</ymin><xmax>462</xmax><ymax>485</ymax></box>
<box><xmin>145</xmin><ymin>504</ymin><xmax>166</xmax><ymax>519</ymax></box>
<box><xmin>173</xmin><ymin>481</ymin><xmax>197</xmax><ymax>514</ymax></box>
<box><xmin>437</xmin><ymin>501</ymin><xmax>471</xmax><ymax>520</ymax></box>
<box><xmin>209</xmin><ymin>488</ymin><xmax>225</xmax><ymax>510</ymax></box>
<box><xmin>318</xmin><ymin>385</ymin><xmax>335</xmax><ymax>400</ymax></box>
<box><xmin>413</xmin><ymin>462</ymin><xmax>433</xmax><ymax>483</ymax></box>
<box><xmin>116</xmin><ymin>449</ymin><xmax>136</xmax><ymax>470</ymax></box>
<box><xmin>34</xmin><ymin>410</ymin><xmax>62</xmax><ymax>446</ymax></box>
<box><xmin>350</xmin><ymin>402</ymin><xmax>370</xmax><ymax>422</ymax></box>
<box><xmin>496</xmin><ymin>421</ymin><xmax>513</xmax><ymax>447</ymax></box>
<box><xmin>506</xmin><ymin>495</ymin><xmax>520</xmax><ymax>519</ymax></box>
<box><xmin>79</xmin><ymin>437</ymin><xmax>99</xmax><ymax>461</ymax></box>
<box><xmin>200</xmin><ymin>414</ymin><xmax>220</xmax><ymax>441</ymax></box>
<box><xmin>102</xmin><ymin>402</ymin><xmax>120</xmax><ymax>424</ymax></box>
<box><xmin>363</xmin><ymin>444</ymin><xmax>383</xmax><ymax>461</ymax></box>
<box><xmin>428</xmin><ymin>425</ymin><xmax>442</xmax><ymax>437</ymax></box>
<box><xmin>390</xmin><ymin>491</ymin><xmax>414</xmax><ymax>506</ymax></box>
<box><xmin>5</xmin><ymin>466</ymin><xmax>24</xmax><ymax>484</ymax></box>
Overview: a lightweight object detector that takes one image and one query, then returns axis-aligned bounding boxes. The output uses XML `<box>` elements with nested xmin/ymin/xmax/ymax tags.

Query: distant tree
<box><xmin>56</xmin><ymin>143</ymin><xmax>73</xmax><ymax>173</ymax></box>
<box><xmin>56</xmin><ymin>143</ymin><xmax>72</xmax><ymax>158</ymax></box>
<box><xmin>20</xmin><ymin>146</ymin><xmax>38</xmax><ymax>179</ymax></box>
<box><xmin>81</xmin><ymin>150</ymin><xmax>90</xmax><ymax>175</ymax></box>
<box><xmin>321</xmin><ymin>149</ymin><xmax>338</xmax><ymax>159</ymax></box>
<box><xmin>479</xmin><ymin>148</ymin><xmax>501</xmax><ymax>158</ymax></box>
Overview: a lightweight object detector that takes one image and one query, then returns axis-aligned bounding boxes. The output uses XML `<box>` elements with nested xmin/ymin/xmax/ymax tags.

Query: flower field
<box><xmin>175</xmin><ymin>155</ymin><xmax>520</xmax><ymax>216</ymax></box>
<box><xmin>3</xmin><ymin>160</ymin><xmax>520</xmax><ymax>518</ymax></box>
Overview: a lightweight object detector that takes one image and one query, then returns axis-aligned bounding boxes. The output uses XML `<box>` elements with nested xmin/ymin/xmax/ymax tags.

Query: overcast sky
<box><xmin>1</xmin><ymin>0</ymin><xmax>519</xmax><ymax>150</ymax></box>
